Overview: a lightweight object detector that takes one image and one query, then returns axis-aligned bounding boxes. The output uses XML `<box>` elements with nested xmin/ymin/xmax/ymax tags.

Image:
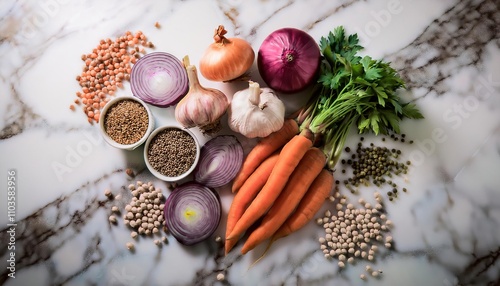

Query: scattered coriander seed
<box><xmin>111</xmin><ymin>206</ymin><xmax>120</xmax><ymax>213</ymax></box>
<box><xmin>104</xmin><ymin>189</ymin><xmax>113</xmax><ymax>198</ymax></box>
<box><xmin>154</xmin><ymin>239</ymin><xmax>162</xmax><ymax>246</ymax></box>
<box><xmin>126</xmin><ymin>242</ymin><xmax>135</xmax><ymax>251</ymax></box>
<box><xmin>360</xmin><ymin>274</ymin><xmax>367</xmax><ymax>280</ymax></box>
<box><xmin>109</xmin><ymin>215</ymin><xmax>117</xmax><ymax>224</ymax></box>
<box><xmin>215</xmin><ymin>236</ymin><xmax>222</xmax><ymax>243</ymax></box>
<box><xmin>216</xmin><ymin>273</ymin><xmax>225</xmax><ymax>281</ymax></box>
<box><xmin>371</xmin><ymin>270</ymin><xmax>379</xmax><ymax>277</ymax></box>
<box><xmin>338</xmin><ymin>261</ymin><xmax>345</xmax><ymax>268</ymax></box>
<box><xmin>131</xmin><ymin>231</ymin><xmax>138</xmax><ymax>239</ymax></box>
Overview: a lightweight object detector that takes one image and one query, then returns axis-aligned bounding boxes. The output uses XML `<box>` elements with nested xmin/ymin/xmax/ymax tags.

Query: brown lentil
<box><xmin>104</xmin><ymin>99</ymin><xmax>149</xmax><ymax>145</ymax></box>
<box><xmin>147</xmin><ymin>128</ymin><xmax>197</xmax><ymax>177</ymax></box>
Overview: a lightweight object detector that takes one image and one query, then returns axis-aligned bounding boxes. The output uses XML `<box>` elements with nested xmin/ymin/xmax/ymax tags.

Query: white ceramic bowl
<box><xmin>99</xmin><ymin>96</ymin><xmax>155</xmax><ymax>150</ymax></box>
<box><xmin>144</xmin><ymin>126</ymin><xmax>200</xmax><ymax>181</ymax></box>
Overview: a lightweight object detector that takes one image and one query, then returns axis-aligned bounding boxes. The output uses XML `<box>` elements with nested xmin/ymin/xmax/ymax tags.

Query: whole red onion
<box><xmin>257</xmin><ymin>28</ymin><xmax>320</xmax><ymax>94</ymax></box>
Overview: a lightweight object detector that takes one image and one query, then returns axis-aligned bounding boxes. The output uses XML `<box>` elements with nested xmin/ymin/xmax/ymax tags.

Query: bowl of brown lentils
<box><xmin>144</xmin><ymin>125</ymin><xmax>201</xmax><ymax>181</ymax></box>
<box><xmin>99</xmin><ymin>96</ymin><xmax>155</xmax><ymax>150</ymax></box>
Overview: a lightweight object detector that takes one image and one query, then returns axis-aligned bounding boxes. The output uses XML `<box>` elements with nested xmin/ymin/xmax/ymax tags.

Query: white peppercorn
<box><xmin>216</xmin><ymin>273</ymin><xmax>225</xmax><ymax>281</ymax></box>
<box><xmin>104</xmin><ymin>189</ymin><xmax>112</xmax><ymax>198</ymax></box>
<box><xmin>109</xmin><ymin>215</ymin><xmax>117</xmax><ymax>224</ymax></box>
<box><xmin>126</xmin><ymin>242</ymin><xmax>134</xmax><ymax>250</ymax></box>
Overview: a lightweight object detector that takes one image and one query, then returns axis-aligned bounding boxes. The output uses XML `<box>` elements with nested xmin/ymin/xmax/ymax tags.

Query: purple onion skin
<box><xmin>131</xmin><ymin>52</ymin><xmax>189</xmax><ymax>107</ymax></box>
<box><xmin>193</xmin><ymin>135</ymin><xmax>243</xmax><ymax>188</ymax></box>
<box><xmin>258</xmin><ymin>28</ymin><xmax>320</xmax><ymax>94</ymax></box>
<box><xmin>164</xmin><ymin>182</ymin><xmax>221</xmax><ymax>246</ymax></box>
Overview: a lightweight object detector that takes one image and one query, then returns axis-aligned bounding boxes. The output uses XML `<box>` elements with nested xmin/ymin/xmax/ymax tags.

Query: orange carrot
<box><xmin>224</xmin><ymin>151</ymin><xmax>281</xmax><ymax>255</ymax></box>
<box><xmin>240</xmin><ymin>147</ymin><xmax>326</xmax><ymax>254</ymax></box>
<box><xmin>273</xmin><ymin>169</ymin><xmax>334</xmax><ymax>241</ymax></box>
<box><xmin>231</xmin><ymin>119</ymin><xmax>299</xmax><ymax>193</ymax></box>
<box><xmin>226</xmin><ymin>128</ymin><xmax>314</xmax><ymax>241</ymax></box>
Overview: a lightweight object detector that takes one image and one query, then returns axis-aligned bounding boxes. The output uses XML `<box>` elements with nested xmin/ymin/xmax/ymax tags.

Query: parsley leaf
<box><xmin>300</xmin><ymin>26</ymin><xmax>424</xmax><ymax>169</ymax></box>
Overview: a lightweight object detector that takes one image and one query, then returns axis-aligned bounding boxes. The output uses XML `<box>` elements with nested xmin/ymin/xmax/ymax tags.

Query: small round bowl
<box><xmin>144</xmin><ymin>126</ymin><xmax>201</xmax><ymax>182</ymax></box>
<box><xmin>99</xmin><ymin>96</ymin><xmax>155</xmax><ymax>150</ymax></box>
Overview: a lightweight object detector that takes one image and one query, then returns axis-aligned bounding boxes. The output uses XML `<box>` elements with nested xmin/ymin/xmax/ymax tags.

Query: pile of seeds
<box><xmin>104</xmin><ymin>99</ymin><xmax>149</xmax><ymax>145</ymax></box>
<box><xmin>123</xmin><ymin>181</ymin><xmax>166</xmax><ymax>235</ymax></box>
<box><xmin>105</xmin><ymin>180</ymin><xmax>169</xmax><ymax>250</ymax></box>
<box><xmin>71</xmin><ymin>30</ymin><xmax>154</xmax><ymax>124</ymax></box>
<box><xmin>338</xmin><ymin>136</ymin><xmax>412</xmax><ymax>200</ymax></box>
<box><xmin>147</xmin><ymin>128</ymin><xmax>197</xmax><ymax>177</ymax></box>
<box><xmin>317</xmin><ymin>191</ymin><xmax>393</xmax><ymax>268</ymax></box>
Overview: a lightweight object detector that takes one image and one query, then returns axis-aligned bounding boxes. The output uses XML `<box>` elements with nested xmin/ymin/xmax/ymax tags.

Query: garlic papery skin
<box><xmin>228</xmin><ymin>81</ymin><xmax>285</xmax><ymax>138</ymax></box>
<box><xmin>175</xmin><ymin>56</ymin><xmax>229</xmax><ymax>134</ymax></box>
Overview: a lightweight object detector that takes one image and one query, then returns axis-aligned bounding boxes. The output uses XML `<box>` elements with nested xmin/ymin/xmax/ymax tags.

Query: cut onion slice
<box><xmin>131</xmin><ymin>52</ymin><xmax>188</xmax><ymax>107</ymax></box>
<box><xmin>164</xmin><ymin>182</ymin><xmax>221</xmax><ymax>246</ymax></box>
<box><xmin>194</xmin><ymin>135</ymin><xmax>244</xmax><ymax>188</ymax></box>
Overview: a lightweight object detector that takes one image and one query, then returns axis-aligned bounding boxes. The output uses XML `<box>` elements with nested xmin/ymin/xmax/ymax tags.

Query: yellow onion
<box><xmin>199</xmin><ymin>25</ymin><xmax>255</xmax><ymax>82</ymax></box>
<box><xmin>175</xmin><ymin>56</ymin><xmax>229</xmax><ymax>134</ymax></box>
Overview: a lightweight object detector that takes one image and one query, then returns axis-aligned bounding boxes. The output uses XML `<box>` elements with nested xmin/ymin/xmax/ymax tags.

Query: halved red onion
<box><xmin>257</xmin><ymin>27</ymin><xmax>320</xmax><ymax>94</ymax></box>
<box><xmin>164</xmin><ymin>182</ymin><xmax>221</xmax><ymax>246</ymax></box>
<box><xmin>194</xmin><ymin>135</ymin><xmax>243</xmax><ymax>188</ymax></box>
<box><xmin>130</xmin><ymin>52</ymin><xmax>188</xmax><ymax>107</ymax></box>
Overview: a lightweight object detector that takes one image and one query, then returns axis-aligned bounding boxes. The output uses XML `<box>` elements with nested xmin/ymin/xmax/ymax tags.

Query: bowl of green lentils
<box><xmin>144</xmin><ymin>125</ymin><xmax>201</xmax><ymax>182</ymax></box>
<box><xmin>99</xmin><ymin>96</ymin><xmax>155</xmax><ymax>150</ymax></box>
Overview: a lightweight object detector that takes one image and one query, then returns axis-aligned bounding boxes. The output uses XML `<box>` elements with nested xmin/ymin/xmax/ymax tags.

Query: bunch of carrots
<box><xmin>224</xmin><ymin>26</ymin><xmax>423</xmax><ymax>257</ymax></box>
<box><xmin>225</xmin><ymin>119</ymin><xmax>335</xmax><ymax>255</ymax></box>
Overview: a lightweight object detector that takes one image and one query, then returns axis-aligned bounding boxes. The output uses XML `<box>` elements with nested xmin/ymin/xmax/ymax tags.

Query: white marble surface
<box><xmin>1</xmin><ymin>0</ymin><xmax>500</xmax><ymax>285</ymax></box>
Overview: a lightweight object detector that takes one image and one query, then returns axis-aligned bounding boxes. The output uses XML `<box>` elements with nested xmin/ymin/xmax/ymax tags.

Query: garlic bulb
<box><xmin>175</xmin><ymin>56</ymin><xmax>229</xmax><ymax>134</ymax></box>
<box><xmin>228</xmin><ymin>81</ymin><xmax>285</xmax><ymax>138</ymax></box>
